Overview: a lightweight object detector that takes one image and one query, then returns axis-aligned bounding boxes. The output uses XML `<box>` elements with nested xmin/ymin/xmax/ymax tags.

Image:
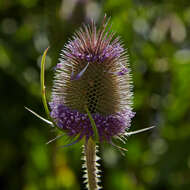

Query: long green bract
<box><xmin>85</xmin><ymin>106</ymin><xmax>99</xmax><ymax>142</ymax></box>
<box><xmin>41</xmin><ymin>47</ymin><xmax>50</xmax><ymax>119</ymax></box>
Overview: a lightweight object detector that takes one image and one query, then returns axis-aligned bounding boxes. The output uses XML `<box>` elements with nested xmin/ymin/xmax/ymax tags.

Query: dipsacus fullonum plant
<box><xmin>26</xmin><ymin>16</ymin><xmax>155</xmax><ymax>190</ymax></box>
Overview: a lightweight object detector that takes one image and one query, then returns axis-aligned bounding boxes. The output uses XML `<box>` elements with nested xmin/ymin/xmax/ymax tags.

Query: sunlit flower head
<box><xmin>49</xmin><ymin>16</ymin><xmax>135</xmax><ymax>143</ymax></box>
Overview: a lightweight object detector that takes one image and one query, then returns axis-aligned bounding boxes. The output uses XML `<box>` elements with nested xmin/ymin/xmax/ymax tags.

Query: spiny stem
<box><xmin>83</xmin><ymin>138</ymin><xmax>101</xmax><ymax>190</ymax></box>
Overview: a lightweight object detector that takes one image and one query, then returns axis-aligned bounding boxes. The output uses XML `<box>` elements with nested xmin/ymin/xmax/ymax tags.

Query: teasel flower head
<box><xmin>25</xmin><ymin>15</ymin><xmax>156</xmax><ymax>190</ymax></box>
<box><xmin>49</xmin><ymin>16</ymin><xmax>135</xmax><ymax>144</ymax></box>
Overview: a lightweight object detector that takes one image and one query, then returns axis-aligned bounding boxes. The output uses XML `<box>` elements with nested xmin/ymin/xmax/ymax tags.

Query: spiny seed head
<box><xmin>49</xmin><ymin>16</ymin><xmax>135</xmax><ymax>142</ymax></box>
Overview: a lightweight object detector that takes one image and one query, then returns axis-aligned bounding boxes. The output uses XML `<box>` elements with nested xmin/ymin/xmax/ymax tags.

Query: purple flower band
<box><xmin>50</xmin><ymin>103</ymin><xmax>135</xmax><ymax>142</ymax></box>
<box><xmin>64</xmin><ymin>39</ymin><xmax>124</xmax><ymax>64</ymax></box>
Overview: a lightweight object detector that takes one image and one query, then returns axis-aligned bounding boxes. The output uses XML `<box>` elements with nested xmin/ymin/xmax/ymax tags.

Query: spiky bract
<box><xmin>50</xmin><ymin>17</ymin><xmax>135</xmax><ymax>143</ymax></box>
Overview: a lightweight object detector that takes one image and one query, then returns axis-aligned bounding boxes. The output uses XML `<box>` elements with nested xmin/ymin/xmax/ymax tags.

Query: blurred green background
<box><xmin>0</xmin><ymin>0</ymin><xmax>190</xmax><ymax>189</ymax></box>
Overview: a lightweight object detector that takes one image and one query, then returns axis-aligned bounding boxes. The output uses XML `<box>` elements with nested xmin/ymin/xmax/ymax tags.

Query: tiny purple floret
<box><xmin>117</xmin><ymin>68</ymin><xmax>129</xmax><ymax>76</ymax></box>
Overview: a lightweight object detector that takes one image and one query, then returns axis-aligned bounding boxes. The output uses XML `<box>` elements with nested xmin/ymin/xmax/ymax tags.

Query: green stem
<box><xmin>40</xmin><ymin>47</ymin><xmax>50</xmax><ymax>119</ymax></box>
<box><xmin>84</xmin><ymin>138</ymin><xmax>100</xmax><ymax>190</ymax></box>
